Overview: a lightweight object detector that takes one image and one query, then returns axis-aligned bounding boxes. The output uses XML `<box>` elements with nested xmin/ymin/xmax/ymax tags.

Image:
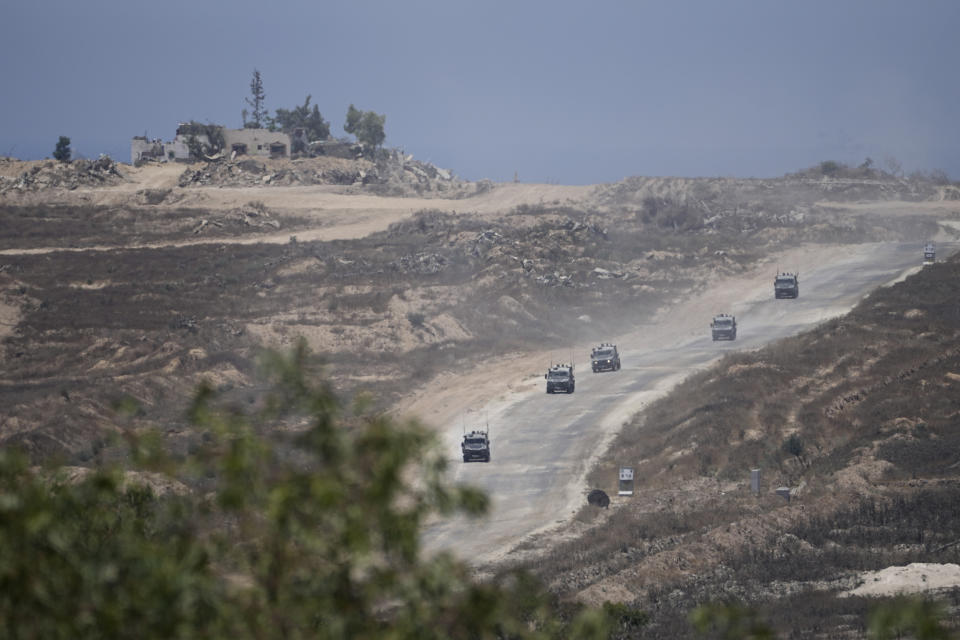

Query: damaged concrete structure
<box><xmin>131</xmin><ymin>133</ymin><xmax>198</xmax><ymax>164</ymax></box>
<box><xmin>223</xmin><ymin>129</ymin><xmax>290</xmax><ymax>159</ymax></box>
<box><xmin>131</xmin><ymin>125</ymin><xmax>291</xmax><ymax>164</ymax></box>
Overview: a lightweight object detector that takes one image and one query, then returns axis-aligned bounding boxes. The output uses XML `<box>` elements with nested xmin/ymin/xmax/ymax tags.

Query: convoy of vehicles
<box><xmin>710</xmin><ymin>314</ymin><xmax>737</xmax><ymax>341</ymax></box>
<box><xmin>774</xmin><ymin>272</ymin><xmax>799</xmax><ymax>298</ymax></box>
<box><xmin>475</xmin><ymin>274</ymin><xmax>825</xmax><ymax>458</ymax></box>
<box><xmin>590</xmin><ymin>343</ymin><xmax>621</xmax><ymax>372</ymax></box>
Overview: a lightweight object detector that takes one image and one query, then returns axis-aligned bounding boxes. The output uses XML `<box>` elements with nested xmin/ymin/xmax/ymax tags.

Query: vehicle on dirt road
<box><xmin>461</xmin><ymin>430</ymin><xmax>491</xmax><ymax>462</ymax></box>
<box><xmin>774</xmin><ymin>272</ymin><xmax>799</xmax><ymax>298</ymax></box>
<box><xmin>711</xmin><ymin>314</ymin><xmax>737</xmax><ymax>341</ymax></box>
<box><xmin>545</xmin><ymin>364</ymin><xmax>575</xmax><ymax>394</ymax></box>
<box><xmin>924</xmin><ymin>242</ymin><xmax>936</xmax><ymax>265</ymax></box>
<box><xmin>591</xmin><ymin>343</ymin><xmax>621</xmax><ymax>372</ymax></box>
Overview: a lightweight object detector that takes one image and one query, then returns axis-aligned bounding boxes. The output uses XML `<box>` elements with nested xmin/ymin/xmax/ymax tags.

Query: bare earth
<box><xmin>4</xmin><ymin>157</ymin><xmax>960</xmax><ymax>617</ymax></box>
<box><xmin>846</xmin><ymin>563</ymin><xmax>960</xmax><ymax>597</ymax></box>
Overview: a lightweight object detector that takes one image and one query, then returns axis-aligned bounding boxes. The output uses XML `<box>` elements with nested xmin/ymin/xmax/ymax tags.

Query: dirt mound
<box><xmin>0</xmin><ymin>156</ymin><xmax>125</xmax><ymax>193</ymax></box>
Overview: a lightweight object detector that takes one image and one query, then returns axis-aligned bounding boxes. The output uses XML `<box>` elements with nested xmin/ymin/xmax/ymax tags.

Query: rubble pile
<box><xmin>372</xmin><ymin>151</ymin><xmax>466</xmax><ymax>195</ymax></box>
<box><xmin>177</xmin><ymin>157</ymin><xmax>376</xmax><ymax>188</ymax></box>
<box><xmin>176</xmin><ymin>151</ymin><xmax>468</xmax><ymax>196</ymax></box>
<box><xmin>0</xmin><ymin>156</ymin><xmax>124</xmax><ymax>193</ymax></box>
<box><xmin>188</xmin><ymin>204</ymin><xmax>282</xmax><ymax>235</ymax></box>
<box><xmin>391</xmin><ymin>253</ymin><xmax>448</xmax><ymax>275</ymax></box>
<box><xmin>381</xmin><ymin>211</ymin><xmax>636</xmax><ymax>289</ymax></box>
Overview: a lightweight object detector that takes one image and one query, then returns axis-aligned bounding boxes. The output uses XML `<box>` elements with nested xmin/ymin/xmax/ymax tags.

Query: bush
<box><xmin>782</xmin><ymin>433</ymin><xmax>804</xmax><ymax>457</ymax></box>
<box><xmin>0</xmin><ymin>341</ymin><xmax>614</xmax><ymax>639</ymax></box>
<box><xmin>406</xmin><ymin>311</ymin><xmax>426</xmax><ymax>327</ymax></box>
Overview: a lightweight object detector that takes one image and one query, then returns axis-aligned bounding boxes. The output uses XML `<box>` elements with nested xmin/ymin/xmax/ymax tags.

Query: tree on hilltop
<box><xmin>244</xmin><ymin>69</ymin><xmax>267</xmax><ymax>129</ymax></box>
<box><xmin>53</xmin><ymin>136</ymin><xmax>71</xmax><ymax>163</ymax></box>
<box><xmin>270</xmin><ymin>95</ymin><xmax>330</xmax><ymax>151</ymax></box>
<box><xmin>344</xmin><ymin>104</ymin><xmax>386</xmax><ymax>151</ymax></box>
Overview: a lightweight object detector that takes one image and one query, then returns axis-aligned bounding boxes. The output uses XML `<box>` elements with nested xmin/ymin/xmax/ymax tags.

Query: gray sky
<box><xmin>3</xmin><ymin>0</ymin><xmax>958</xmax><ymax>184</ymax></box>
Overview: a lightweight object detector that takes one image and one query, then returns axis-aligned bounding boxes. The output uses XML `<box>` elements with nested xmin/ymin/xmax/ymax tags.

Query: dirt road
<box><xmin>419</xmin><ymin>242</ymin><xmax>948</xmax><ymax>565</ymax></box>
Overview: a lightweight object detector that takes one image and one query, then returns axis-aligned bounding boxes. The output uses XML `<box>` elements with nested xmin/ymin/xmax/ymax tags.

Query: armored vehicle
<box><xmin>924</xmin><ymin>242</ymin><xmax>936</xmax><ymax>265</ymax></box>
<box><xmin>461</xmin><ymin>430</ymin><xmax>491</xmax><ymax>462</ymax></box>
<box><xmin>711</xmin><ymin>314</ymin><xmax>737</xmax><ymax>341</ymax></box>
<box><xmin>545</xmin><ymin>363</ymin><xmax>575</xmax><ymax>394</ymax></box>
<box><xmin>774</xmin><ymin>272</ymin><xmax>799</xmax><ymax>299</ymax></box>
<box><xmin>591</xmin><ymin>343</ymin><xmax>621</xmax><ymax>372</ymax></box>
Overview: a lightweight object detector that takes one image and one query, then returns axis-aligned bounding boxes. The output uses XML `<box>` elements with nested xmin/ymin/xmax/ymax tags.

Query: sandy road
<box><xmin>0</xmin><ymin>181</ymin><xmax>595</xmax><ymax>256</ymax></box>
<box><xmin>419</xmin><ymin>242</ymin><xmax>953</xmax><ymax>565</ymax></box>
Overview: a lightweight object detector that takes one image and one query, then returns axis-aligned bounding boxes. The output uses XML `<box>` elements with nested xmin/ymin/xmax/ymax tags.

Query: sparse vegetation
<box><xmin>782</xmin><ymin>432</ymin><xmax>803</xmax><ymax>458</ymax></box>
<box><xmin>178</xmin><ymin>121</ymin><xmax>226</xmax><ymax>160</ymax></box>
<box><xmin>406</xmin><ymin>311</ymin><xmax>426</xmax><ymax>327</ymax></box>
<box><xmin>344</xmin><ymin>104</ymin><xmax>386</xmax><ymax>150</ymax></box>
<box><xmin>52</xmin><ymin>135</ymin><xmax>71</xmax><ymax>163</ymax></box>
<box><xmin>244</xmin><ymin>69</ymin><xmax>267</xmax><ymax>129</ymax></box>
<box><xmin>270</xmin><ymin>95</ymin><xmax>330</xmax><ymax>150</ymax></box>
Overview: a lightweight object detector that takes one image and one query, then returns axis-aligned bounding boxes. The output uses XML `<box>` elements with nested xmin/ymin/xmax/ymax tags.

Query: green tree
<box><xmin>344</xmin><ymin>104</ymin><xmax>386</xmax><ymax>150</ymax></box>
<box><xmin>271</xmin><ymin>95</ymin><xmax>330</xmax><ymax>151</ymax></box>
<box><xmin>344</xmin><ymin>103</ymin><xmax>362</xmax><ymax>135</ymax></box>
<box><xmin>0</xmin><ymin>340</ymin><xmax>614</xmax><ymax>639</ymax></box>
<box><xmin>52</xmin><ymin>136</ymin><xmax>71</xmax><ymax>163</ymax></box>
<box><xmin>178</xmin><ymin>121</ymin><xmax>225</xmax><ymax>161</ymax></box>
<box><xmin>245</xmin><ymin>69</ymin><xmax>267</xmax><ymax>129</ymax></box>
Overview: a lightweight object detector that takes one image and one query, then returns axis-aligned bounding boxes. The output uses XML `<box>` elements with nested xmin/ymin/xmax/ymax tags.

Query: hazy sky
<box><xmin>3</xmin><ymin>0</ymin><xmax>958</xmax><ymax>184</ymax></box>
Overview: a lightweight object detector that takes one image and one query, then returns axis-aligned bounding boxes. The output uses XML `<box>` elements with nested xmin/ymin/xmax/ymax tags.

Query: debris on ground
<box><xmin>176</xmin><ymin>151</ymin><xmax>469</xmax><ymax>197</ymax></box>
<box><xmin>0</xmin><ymin>156</ymin><xmax>125</xmax><ymax>193</ymax></box>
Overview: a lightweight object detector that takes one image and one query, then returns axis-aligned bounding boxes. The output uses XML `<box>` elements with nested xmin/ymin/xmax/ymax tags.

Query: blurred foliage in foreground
<box><xmin>692</xmin><ymin>597</ymin><xmax>953</xmax><ymax>640</ymax></box>
<box><xmin>0</xmin><ymin>340</ymin><xmax>615</xmax><ymax>639</ymax></box>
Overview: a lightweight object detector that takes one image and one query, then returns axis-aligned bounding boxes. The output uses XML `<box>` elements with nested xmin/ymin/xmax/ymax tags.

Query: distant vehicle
<box><xmin>545</xmin><ymin>363</ymin><xmax>575</xmax><ymax>394</ymax></box>
<box><xmin>774</xmin><ymin>272</ymin><xmax>799</xmax><ymax>299</ymax></box>
<box><xmin>924</xmin><ymin>242</ymin><xmax>936</xmax><ymax>265</ymax></box>
<box><xmin>591</xmin><ymin>343</ymin><xmax>621</xmax><ymax>372</ymax></box>
<box><xmin>461</xmin><ymin>430</ymin><xmax>491</xmax><ymax>463</ymax></box>
<box><xmin>711</xmin><ymin>314</ymin><xmax>737</xmax><ymax>341</ymax></box>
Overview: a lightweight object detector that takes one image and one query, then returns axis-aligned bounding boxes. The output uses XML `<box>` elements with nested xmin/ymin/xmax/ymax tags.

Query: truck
<box><xmin>711</xmin><ymin>314</ymin><xmax>737</xmax><ymax>341</ymax></box>
<box><xmin>591</xmin><ymin>343</ymin><xmax>621</xmax><ymax>372</ymax></box>
<box><xmin>774</xmin><ymin>272</ymin><xmax>799</xmax><ymax>299</ymax></box>
<box><xmin>461</xmin><ymin>430</ymin><xmax>491</xmax><ymax>462</ymax></box>
<box><xmin>545</xmin><ymin>363</ymin><xmax>575</xmax><ymax>394</ymax></box>
<box><xmin>924</xmin><ymin>242</ymin><xmax>936</xmax><ymax>265</ymax></box>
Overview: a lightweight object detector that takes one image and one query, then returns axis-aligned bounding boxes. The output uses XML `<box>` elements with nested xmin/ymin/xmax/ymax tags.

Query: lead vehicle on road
<box><xmin>591</xmin><ymin>343</ymin><xmax>621</xmax><ymax>372</ymax></box>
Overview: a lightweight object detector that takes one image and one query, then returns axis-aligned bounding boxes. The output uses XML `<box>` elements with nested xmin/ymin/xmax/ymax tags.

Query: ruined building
<box><xmin>131</xmin><ymin>124</ymin><xmax>291</xmax><ymax>164</ymax></box>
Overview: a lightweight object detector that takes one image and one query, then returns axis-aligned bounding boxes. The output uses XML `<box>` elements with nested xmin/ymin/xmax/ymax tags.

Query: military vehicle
<box><xmin>461</xmin><ymin>430</ymin><xmax>491</xmax><ymax>462</ymax></box>
<box><xmin>545</xmin><ymin>363</ymin><xmax>575</xmax><ymax>394</ymax></box>
<box><xmin>924</xmin><ymin>242</ymin><xmax>936</xmax><ymax>265</ymax></box>
<box><xmin>590</xmin><ymin>343</ymin><xmax>621</xmax><ymax>372</ymax></box>
<box><xmin>711</xmin><ymin>313</ymin><xmax>737</xmax><ymax>341</ymax></box>
<box><xmin>774</xmin><ymin>272</ymin><xmax>799</xmax><ymax>298</ymax></box>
